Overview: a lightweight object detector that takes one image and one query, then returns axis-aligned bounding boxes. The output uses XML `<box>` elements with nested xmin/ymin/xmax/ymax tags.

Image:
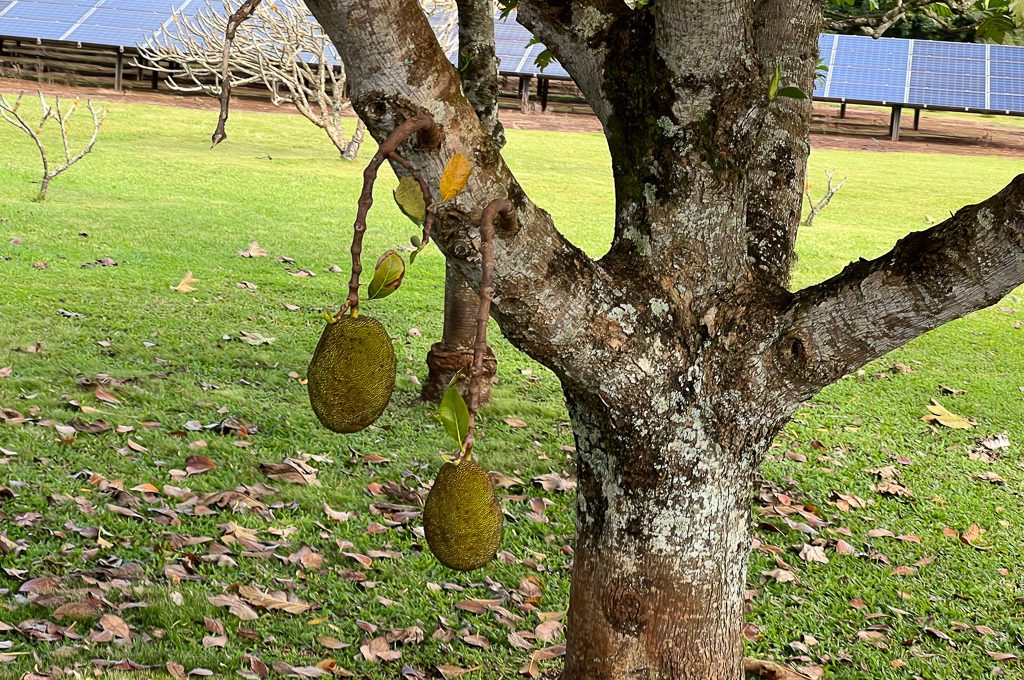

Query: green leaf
<box><xmin>768</xmin><ymin>63</ymin><xmax>781</xmax><ymax>100</ymax></box>
<box><xmin>393</xmin><ymin>175</ymin><xmax>426</xmax><ymax>225</ymax></box>
<box><xmin>367</xmin><ymin>250</ymin><xmax>405</xmax><ymax>300</ymax></box>
<box><xmin>439</xmin><ymin>379</ymin><xmax>469</xmax><ymax>450</ymax></box>
<box><xmin>776</xmin><ymin>86</ymin><xmax>808</xmax><ymax>100</ymax></box>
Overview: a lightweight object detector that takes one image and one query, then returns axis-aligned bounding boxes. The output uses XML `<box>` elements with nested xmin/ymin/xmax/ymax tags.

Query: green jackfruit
<box><xmin>307</xmin><ymin>316</ymin><xmax>396</xmax><ymax>433</ymax></box>
<box><xmin>423</xmin><ymin>460</ymin><xmax>503</xmax><ymax>571</ymax></box>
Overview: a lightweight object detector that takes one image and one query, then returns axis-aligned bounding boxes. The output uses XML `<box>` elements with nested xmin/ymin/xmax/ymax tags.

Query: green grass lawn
<box><xmin>0</xmin><ymin>96</ymin><xmax>1022</xmax><ymax>680</ymax></box>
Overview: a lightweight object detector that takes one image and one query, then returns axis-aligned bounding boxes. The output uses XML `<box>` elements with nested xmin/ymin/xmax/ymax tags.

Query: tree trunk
<box><xmin>562</xmin><ymin>389</ymin><xmax>765</xmax><ymax>680</ymax></box>
<box><xmin>342</xmin><ymin>118</ymin><xmax>366</xmax><ymax>160</ymax></box>
<box><xmin>421</xmin><ymin>260</ymin><xmax>497</xmax><ymax>403</ymax></box>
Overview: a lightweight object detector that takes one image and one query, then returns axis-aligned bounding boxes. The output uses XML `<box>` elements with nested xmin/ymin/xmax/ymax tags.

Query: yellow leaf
<box><xmin>439</xmin><ymin>154</ymin><xmax>472</xmax><ymax>202</ymax></box>
<box><xmin>171</xmin><ymin>271</ymin><xmax>199</xmax><ymax>293</ymax></box>
<box><xmin>393</xmin><ymin>175</ymin><xmax>426</xmax><ymax>224</ymax></box>
<box><xmin>921</xmin><ymin>399</ymin><xmax>974</xmax><ymax>430</ymax></box>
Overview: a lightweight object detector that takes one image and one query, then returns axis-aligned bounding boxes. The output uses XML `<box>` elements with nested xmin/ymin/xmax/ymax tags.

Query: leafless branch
<box><xmin>778</xmin><ymin>174</ymin><xmax>1024</xmax><ymax>403</ymax></box>
<box><xmin>0</xmin><ymin>91</ymin><xmax>105</xmax><ymax>200</ymax></box>
<box><xmin>138</xmin><ymin>0</ymin><xmax>377</xmax><ymax>158</ymax></box>
<box><xmin>802</xmin><ymin>170</ymin><xmax>845</xmax><ymax>227</ymax></box>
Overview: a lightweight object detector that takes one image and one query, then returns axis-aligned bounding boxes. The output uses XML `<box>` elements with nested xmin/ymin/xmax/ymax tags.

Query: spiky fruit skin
<box><xmin>424</xmin><ymin>460</ymin><xmax>503</xmax><ymax>571</ymax></box>
<box><xmin>307</xmin><ymin>316</ymin><xmax>396</xmax><ymax>434</ymax></box>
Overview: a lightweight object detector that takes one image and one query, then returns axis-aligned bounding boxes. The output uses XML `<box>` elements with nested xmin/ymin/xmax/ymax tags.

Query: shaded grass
<box><xmin>0</xmin><ymin>95</ymin><xmax>1022</xmax><ymax>678</ymax></box>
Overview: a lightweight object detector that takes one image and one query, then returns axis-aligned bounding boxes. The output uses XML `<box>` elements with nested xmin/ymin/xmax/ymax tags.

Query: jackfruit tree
<box><xmin>216</xmin><ymin>0</ymin><xmax>1024</xmax><ymax>677</ymax></box>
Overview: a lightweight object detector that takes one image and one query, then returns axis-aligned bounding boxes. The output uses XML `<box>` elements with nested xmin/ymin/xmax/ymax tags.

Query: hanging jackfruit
<box><xmin>307</xmin><ymin>316</ymin><xmax>396</xmax><ymax>433</ymax></box>
<box><xmin>423</xmin><ymin>459</ymin><xmax>503</xmax><ymax>571</ymax></box>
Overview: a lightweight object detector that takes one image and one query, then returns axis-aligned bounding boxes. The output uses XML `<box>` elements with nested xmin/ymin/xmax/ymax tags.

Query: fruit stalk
<box><xmin>344</xmin><ymin>114</ymin><xmax>435</xmax><ymax>318</ymax></box>
<box><xmin>463</xmin><ymin>198</ymin><xmax>514</xmax><ymax>456</ymax></box>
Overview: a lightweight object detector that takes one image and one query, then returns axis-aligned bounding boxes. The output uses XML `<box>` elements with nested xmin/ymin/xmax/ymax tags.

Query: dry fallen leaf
<box><xmin>922</xmin><ymin>399</ymin><xmax>975</xmax><ymax>430</ymax></box>
<box><xmin>238</xmin><ymin>584</ymin><xmax>313</xmax><ymax>614</ymax></box>
<box><xmin>171</xmin><ymin>271</ymin><xmax>199</xmax><ymax>293</ymax></box>
<box><xmin>237</xmin><ymin>241</ymin><xmax>269</xmax><ymax>258</ymax></box>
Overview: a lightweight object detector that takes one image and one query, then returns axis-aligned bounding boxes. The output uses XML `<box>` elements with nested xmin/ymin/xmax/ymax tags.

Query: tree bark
<box><xmin>562</xmin><ymin>389</ymin><xmax>765</xmax><ymax>680</ymax></box>
<box><xmin>422</xmin><ymin>261</ymin><xmax>497</xmax><ymax>403</ymax></box>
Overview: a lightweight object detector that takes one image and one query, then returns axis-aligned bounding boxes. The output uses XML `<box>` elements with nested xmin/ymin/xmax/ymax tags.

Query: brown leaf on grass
<box><xmin>977</xmin><ymin>471</ymin><xmax>1006</xmax><ymax>484</ymax></box>
<box><xmin>208</xmin><ymin>594</ymin><xmax>259</xmax><ymax>621</ymax></box>
<box><xmin>743</xmin><ymin>658</ymin><xmax>816</xmax><ymax>680</ymax></box>
<box><xmin>508</xmin><ymin>631</ymin><xmax>535</xmax><ymax>650</ymax></box>
<box><xmin>834</xmin><ymin>540</ymin><xmax>856</xmax><ymax>555</ymax></box>
<box><xmin>323</xmin><ymin>503</ymin><xmax>354</xmax><ymax>522</ymax></box>
<box><xmin>237</xmin><ymin>241</ymin><xmax>268</xmax><ymax>258</ymax></box>
<box><xmin>94</xmin><ymin>387</ymin><xmax>121</xmax><ymax>405</ymax></box>
<box><xmin>798</xmin><ymin>544</ymin><xmax>829</xmax><ymax>564</ymax></box>
<box><xmin>924</xmin><ymin>626</ymin><xmax>952</xmax><ymax>642</ymax></box>
<box><xmin>260</xmin><ymin>458</ymin><xmax>318</xmax><ymax>485</ymax></box>
<box><xmin>519</xmin><ymin>643</ymin><xmax>566</xmax><ymax>678</ymax></box>
<box><xmin>534</xmin><ymin>620</ymin><xmax>564</xmax><ymax>643</ymax></box>
<box><xmin>287</xmin><ymin>546</ymin><xmax>325</xmax><ymax>570</ymax></box>
<box><xmin>455</xmin><ymin>598</ymin><xmax>502</xmax><ymax>615</ymax></box>
<box><xmin>98</xmin><ymin>613</ymin><xmax>131</xmax><ymax>638</ymax></box>
<box><xmin>166</xmin><ymin>661</ymin><xmax>187</xmax><ymax>680</ymax></box>
<box><xmin>345</xmin><ymin>552</ymin><xmax>373</xmax><ymax>569</ymax></box>
<box><xmin>503</xmin><ymin>417</ymin><xmax>528</xmax><ymax>428</ymax></box>
<box><xmin>436</xmin><ymin>665</ymin><xmax>479</xmax><ymax>679</ymax></box>
<box><xmin>271</xmin><ymin>661</ymin><xmax>331</xmax><ymax>677</ymax></box>
<box><xmin>518</xmin><ymin>575</ymin><xmax>543</xmax><ymax>600</ymax></box>
<box><xmin>319</xmin><ymin>635</ymin><xmax>347</xmax><ymax>650</ymax></box>
<box><xmin>185</xmin><ymin>455</ymin><xmax>216</xmax><ymax>476</ymax></box>
<box><xmin>922</xmin><ymin>400</ymin><xmax>975</xmax><ymax>430</ymax></box>
<box><xmin>19</xmin><ymin>577</ymin><xmax>60</xmax><ymax>594</ymax></box>
<box><xmin>988</xmin><ymin>652</ymin><xmax>1019</xmax><ymax>662</ymax></box>
<box><xmin>171</xmin><ymin>271</ymin><xmax>199</xmax><ymax>293</ymax></box>
<box><xmin>360</xmin><ymin>635</ymin><xmax>401</xmax><ymax>662</ymax></box>
<box><xmin>0</xmin><ymin>367</ymin><xmax>11</xmax><ymax>378</ymax></box>
<box><xmin>960</xmin><ymin>523</ymin><xmax>991</xmax><ymax>551</ymax></box>
<box><xmin>462</xmin><ymin>633</ymin><xmax>490</xmax><ymax>649</ymax></box>
<box><xmin>238</xmin><ymin>584</ymin><xmax>313</xmax><ymax>614</ymax></box>
<box><xmin>832</xmin><ymin>491</ymin><xmax>871</xmax><ymax>512</ymax></box>
<box><xmin>762</xmin><ymin>568</ymin><xmax>796</xmax><ymax>584</ymax></box>
<box><xmin>532</xmin><ymin>472</ymin><xmax>576</xmax><ymax>492</ymax></box>
<box><xmin>53</xmin><ymin>598</ymin><xmax>103</xmax><ymax>621</ymax></box>
<box><xmin>489</xmin><ymin>471</ymin><xmax>524</xmax><ymax>489</ymax></box>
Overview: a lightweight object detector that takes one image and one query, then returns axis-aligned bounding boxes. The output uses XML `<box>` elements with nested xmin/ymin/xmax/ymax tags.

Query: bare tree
<box><xmin>0</xmin><ymin>91</ymin><xmax>105</xmax><ymax>201</ymax></box>
<box><xmin>139</xmin><ymin>0</ymin><xmax>450</xmax><ymax>159</ymax></box>
<box><xmin>802</xmin><ymin>170</ymin><xmax>845</xmax><ymax>226</ymax></box>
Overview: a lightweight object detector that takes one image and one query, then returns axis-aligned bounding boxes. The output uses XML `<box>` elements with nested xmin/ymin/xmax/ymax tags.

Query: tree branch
<box><xmin>513</xmin><ymin>0</ymin><xmax>632</xmax><ymax>127</ymax></box>
<box><xmin>456</xmin><ymin>0</ymin><xmax>505</xmax><ymax>146</ymax></box>
<box><xmin>776</xmin><ymin>174</ymin><xmax>1024</xmax><ymax>403</ymax></box>
<box><xmin>745</xmin><ymin>0</ymin><xmax>821</xmax><ymax>287</ymax></box>
<box><xmin>825</xmin><ymin>0</ymin><xmax>975</xmax><ymax>38</ymax></box>
<box><xmin>303</xmin><ymin>0</ymin><xmax>615</xmax><ymax>387</ymax></box>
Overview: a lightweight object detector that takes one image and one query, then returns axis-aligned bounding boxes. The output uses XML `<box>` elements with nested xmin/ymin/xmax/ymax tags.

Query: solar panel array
<box><xmin>0</xmin><ymin>1</ymin><xmax>568</xmax><ymax>76</ymax></box>
<box><xmin>1</xmin><ymin>1</ymin><xmax>1022</xmax><ymax>113</ymax></box>
<box><xmin>0</xmin><ymin>0</ymin><xmax>203</xmax><ymax>47</ymax></box>
<box><xmin>814</xmin><ymin>33</ymin><xmax>1024</xmax><ymax>114</ymax></box>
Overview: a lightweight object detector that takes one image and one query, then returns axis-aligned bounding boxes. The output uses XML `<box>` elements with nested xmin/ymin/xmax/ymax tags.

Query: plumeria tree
<box><xmin>214</xmin><ymin>0</ymin><xmax>1024</xmax><ymax>677</ymax></box>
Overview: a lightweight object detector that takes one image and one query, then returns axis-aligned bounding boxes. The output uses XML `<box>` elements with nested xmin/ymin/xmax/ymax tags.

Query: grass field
<box><xmin>1</xmin><ymin>96</ymin><xmax>1023</xmax><ymax>679</ymax></box>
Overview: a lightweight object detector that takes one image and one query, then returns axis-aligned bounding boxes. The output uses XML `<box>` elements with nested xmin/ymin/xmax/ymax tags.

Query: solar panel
<box><xmin>827</xmin><ymin>35</ymin><xmax>909</xmax><ymax>103</ymax></box>
<box><xmin>2</xmin><ymin>0</ymin><xmax>1024</xmax><ymax>115</ymax></box>
<box><xmin>989</xmin><ymin>45</ymin><xmax>1024</xmax><ymax>112</ymax></box>
<box><xmin>907</xmin><ymin>39</ymin><xmax>986</xmax><ymax>109</ymax></box>
<box><xmin>813</xmin><ymin>34</ymin><xmax>835</xmax><ymax>98</ymax></box>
